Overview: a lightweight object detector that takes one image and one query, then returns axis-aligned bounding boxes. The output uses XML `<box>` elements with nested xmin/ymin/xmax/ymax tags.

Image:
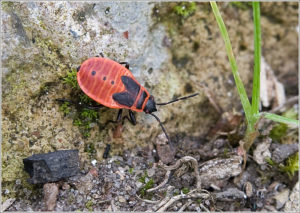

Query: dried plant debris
<box><xmin>1</xmin><ymin>198</ymin><xmax>16</xmax><ymax>212</ymax></box>
<box><xmin>260</xmin><ymin>56</ymin><xmax>286</xmax><ymax>110</ymax></box>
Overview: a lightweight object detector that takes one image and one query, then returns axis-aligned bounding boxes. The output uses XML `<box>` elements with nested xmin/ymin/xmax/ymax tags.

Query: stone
<box><xmin>215</xmin><ymin>188</ymin><xmax>247</xmax><ymax>200</ymax></box>
<box><xmin>118</xmin><ymin>196</ymin><xmax>126</xmax><ymax>203</ymax></box>
<box><xmin>199</xmin><ymin>155</ymin><xmax>243</xmax><ymax>188</ymax></box>
<box><xmin>23</xmin><ymin>150</ymin><xmax>79</xmax><ymax>184</ymax></box>
<box><xmin>43</xmin><ymin>183</ymin><xmax>59</xmax><ymax>211</ymax></box>
<box><xmin>284</xmin><ymin>182</ymin><xmax>299</xmax><ymax>211</ymax></box>
<box><xmin>253</xmin><ymin>138</ymin><xmax>271</xmax><ymax>165</ymax></box>
<box><xmin>273</xmin><ymin>189</ymin><xmax>290</xmax><ymax>210</ymax></box>
<box><xmin>271</xmin><ymin>143</ymin><xmax>298</xmax><ymax>163</ymax></box>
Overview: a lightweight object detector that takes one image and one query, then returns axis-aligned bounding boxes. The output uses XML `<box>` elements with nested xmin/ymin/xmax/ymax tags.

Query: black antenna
<box><xmin>149</xmin><ymin>113</ymin><xmax>170</xmax><ymax>143</ymax></box>
<box><xmin>156</xmin><ymin>93</ymin><xmax>199</xmax><ymax>106</ymax></box>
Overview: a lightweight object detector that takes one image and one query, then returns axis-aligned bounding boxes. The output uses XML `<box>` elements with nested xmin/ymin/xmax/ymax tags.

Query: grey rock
<box><xmin>199</xmin><ymin>155</ymin><xmax>243</xmax><ymax>188</ymax></box>
<box><xmin>215</xmin><ymin>188</ymin><xmax>247</xmax><ymax>200</ymax></box>
<box><xmin>273</xmin><ymin>189</ymin><xmax>290</xmax><ymax>210</ymax></box>
<box><xmin>271</xmin><ymin>143</ymin><xmax>298</xmax><ymax>163</ymax></box>
<box><xmin>253</xmin><ymin>138</ymin><xmax>271</xmax><ymax>165</ymax></box>
<box><xmin>284</xmin><ymin>182</ymin><xmax>299</xmax><ymax>211</ymax></box>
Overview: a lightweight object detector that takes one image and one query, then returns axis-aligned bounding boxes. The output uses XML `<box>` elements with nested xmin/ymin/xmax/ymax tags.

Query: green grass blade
<box><xmin>251</xmin><ymin>2</ymin><xmax>261</xmax><ymax>117</ymax></box>
<box><xmin>210</xmin><ymin>1</ymin><xmax>253</xmax><ymax>128</ymax></box>
<box><xmin>259</xmin><ymin>112</ymin><xmax>299</xmax><ymax>127</ymax></box>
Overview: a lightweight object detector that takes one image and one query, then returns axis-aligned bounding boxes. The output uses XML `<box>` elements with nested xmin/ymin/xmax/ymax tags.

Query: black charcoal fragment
<box><xmin>23</xmin><ymin>149</ymin><xmax>79</xmax><ymax>184</ymax></box>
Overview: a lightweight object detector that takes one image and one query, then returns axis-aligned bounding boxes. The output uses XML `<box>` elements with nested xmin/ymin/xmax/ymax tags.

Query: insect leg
<box><xmin>105</xmin><ymin>109</ymin><xmax>123</xmax><ymax>125</ymax></box>
<box><xmin>119</xmin><ymin>62</ymin><xmax>130</xmax><ymax>69</ymax></box>
<box><xmin>56</xmin><ymin>98</ymin><xmax>103</xmax><ymax>110</ymax></box>
<box><xmin>122</xmin><ymin>110</ymin><xmax>137</xmax><ymax>125</ymax></box>
<box><xmin>103</xmin><ymin>144</ymin><xmax>111</xmax><ymax>159</ymax></box>
<box><xmin>95</xmin><ymin>52</ymin><xmax>105</xmax><ymax>57</ymax></box>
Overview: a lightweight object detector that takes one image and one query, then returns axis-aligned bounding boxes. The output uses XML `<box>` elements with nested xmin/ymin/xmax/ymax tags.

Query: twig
<box><xmin>178</xmin><ymin>200</ymin><xmax>193</xmax><ymax>212</ymax></box>
<box><xmin>270</xmin><ymin>96</ymin><xmax>298</xmax><ymax>113</ymax></box>
<box><xmin>136</xmin><ymin>194</ymin><xmax>161</xmax><ymax>204</ymax></box>
<box><xmin>156</xmin><ymin>189</ymin><xmax>210</xmax><ymax>212</ymax></box>
<box><xmin>147</xmin><ymin>171</ymin><xmax>171</xmax><ymax>193</ymax></box>
<box><xmin>110</xmin><ymin>199</ymin><xmax>116</xmax><ymax>212</ymax></box>
<box><xmin>152</xmin><ymin>186</ymin><xmax>175</xmax><ymax>211</ymax></box>
<box><xmin>1</xmin><ymin>198</ymin><xmax>16</xmax><ymax>211</ymax></box>
<box><xmin>200</xmin><ymin>203</ymin><xmax>210</xmax><ymax>212</ymax></box>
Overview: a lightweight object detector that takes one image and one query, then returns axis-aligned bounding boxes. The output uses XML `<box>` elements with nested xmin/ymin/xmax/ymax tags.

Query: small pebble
<box><xmin>43</xmin><ymin>183</ymin><xmax>59</xmax><ymax>211</ymax></box>
<box><xmin>62</xmin><ymin>183</ymin><xmax>70</xmax><ymax>190</ymax></box>
<box><xmin>118</xmin><ymin>196</ymin><xmax>126</xmax><ymax>203</ymax></box>
<box><xmin>135</xmin><ymin>182</ymin><xmax>142</xmax><ymax>189</ymax></box>
<box><xmin>244</xmin><ymin>181</ymin><xmax>253</xmax><ymax>197</ymax></box>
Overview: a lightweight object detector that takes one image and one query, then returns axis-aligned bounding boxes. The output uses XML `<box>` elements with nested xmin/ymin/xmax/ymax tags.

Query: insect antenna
<box><xmin>149</xmin><ymin>113</ymin><xmax>170</xmax><ymax>143</ymax></box>
<box><xmin>156</xmin><ymin>93</ymin><xmax>199</xmax><ymax>106</ymax></box>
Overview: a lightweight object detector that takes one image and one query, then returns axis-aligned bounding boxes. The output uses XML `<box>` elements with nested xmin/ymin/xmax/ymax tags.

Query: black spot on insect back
<box><xmin>111</xmin><ymin>81</ymin><xmax>114</xmax><ymax>85</ymax></box>
<box><xmin>136</xmin><ymin>91</ymin><xmax>148</xmax><ymax>109</ymax></box>
<box><xmin>103</xmin><ymin>76</ymin><xmax>106</xmax><ymax>80</ymax></box>
<box><xmin>91</xmin><ymin>70</ymin><xmax>96</xmax><ymax>76</ymax></box>
<box><xmin>113</xmin><ymin>92</ymin><xmax>135</xmax><ymax>107</ymax></box>
<box><xmin>121</xmin><ymin>76</ymin><xmax>140</xmax><ymax>99</ymax></box>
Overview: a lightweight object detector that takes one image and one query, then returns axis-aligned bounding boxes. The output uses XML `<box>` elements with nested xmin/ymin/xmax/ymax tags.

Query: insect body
<box><xmin>77</xmin><ymin>57</ymin><xmax>156</xmax><ymax>114</ymax></box>
<box><xmin>76</xmin><ymin>56</ymin><xmax>198</xmax><ymax>142</ymax></box>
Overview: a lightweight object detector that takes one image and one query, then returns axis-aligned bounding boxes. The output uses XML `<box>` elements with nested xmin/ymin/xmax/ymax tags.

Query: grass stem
<box><xmin>251</xmin><ymin>2</ymin><xmax>261</xmax><ymax>123</ymax></box>
<box><xmin>210</xmin><ymin>1</ymin><xmax>253</xmax><ymax>130</ymax></box>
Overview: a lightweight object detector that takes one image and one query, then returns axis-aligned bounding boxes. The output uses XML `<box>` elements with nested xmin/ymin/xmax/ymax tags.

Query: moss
<box><xmin>60</xmin><ymin>66</ymin><xmax>101</xmax><ymax>138</ymax></box>
<box><xmin>279</xmin><ymin>152</ymin><xmax>299</xmax><ymax>179</ymax></box>
<box><xmin>270</xmin><ymin>123</ymin><xmax>288</xmax><ymax>141</ymax></box>
<box><xmin>138</xmin><ymin>171</ymin><xmax>154</xmax><ymax>198</ymax></box>
<box><xmin>265</xmin><ymin>157</ymin><xmax>275</xmax><ymax>166</ymax></box>
<box><xmin>129</xmin><ymin>167</ymin><xmax>134</xmax><ymax>174</ymax></box>
<box><xmin>85</xmin><ymin>200</ymin><xmax>94</xmax><ymax>211</ymax></box>
<box><xmin>196</xmin><ymin>199</ymin><xmax>202</xmax><ymax>204</ymax></box>
<box><xmin>59</xmin><ymin>101</ymin><xmax>71</xmax><ymax>115</ymax></box>
<box><xmin>181</xmin><ymin>187</ymin><xmax>190</xmax><ymax>194</ymax></box>
<box><xmin>1</xmin><ymin>171</ymin><xmax>38</xmax><ymax>203</ymax></box>
<box><xmin>173</xmin><ymin>190</ymin><xmax>179</xmax><ymax>196</ymax></box>
<box><xmin>74</xmin><ymin>108</ymin><xmax>98</xmax><ymax>138</ymax></box>
<box><xmin>81</xmin><ymin>109</ymin><xmax>98</xmax><ymax>120</ymax></box>
<box><xmin>229</xmin><ymin>2</ymin><xmax>252</xmax><ymax>10</ymax></box>
<box><xmin>63</xmin><ymin>69</ymin><xmax>79</xmax><ymax>89</ymax></box>
<box><xmin>32</xmin><ymin>81</ymin><xmax>57</xmax><ymax>99</ymax></box>
<box><xmin>84</xmin><ymin>143</ymin><xmax>96</xmax><ymax>156</ymax></box>
<box><xmin>173</xmin><ymin>2</ymin><xmax>196</xmax><ymax>19</ymax></box>
<box><xmin>139</xmin><ymin>178</ymin><xmax>154</xmax><ymax>197</ymax></box>
<box><xmin>270</xmin><ymin>108</ymin><xmax>298</xmax><ymax>143</ymax></box>
<box><xmin>266</xmin><ymin>153</ymin><xmax>299</xmax><ymax>180</ymax></box>
<box><xmin>138</xmin><ymin>171</ymin><xmax>148</xmax><ymax>184</ymax></box>
<box><xmin>1</xmin><ymin>1</ymin><xmax>15</xmax><ymax>11</ymax></box>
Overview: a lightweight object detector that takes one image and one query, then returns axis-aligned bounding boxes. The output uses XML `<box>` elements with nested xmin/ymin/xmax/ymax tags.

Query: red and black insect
<box><xmin>60</xmin><ymin>55</ymin><xmax>198</xmax><ymax>142</ymax></box>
